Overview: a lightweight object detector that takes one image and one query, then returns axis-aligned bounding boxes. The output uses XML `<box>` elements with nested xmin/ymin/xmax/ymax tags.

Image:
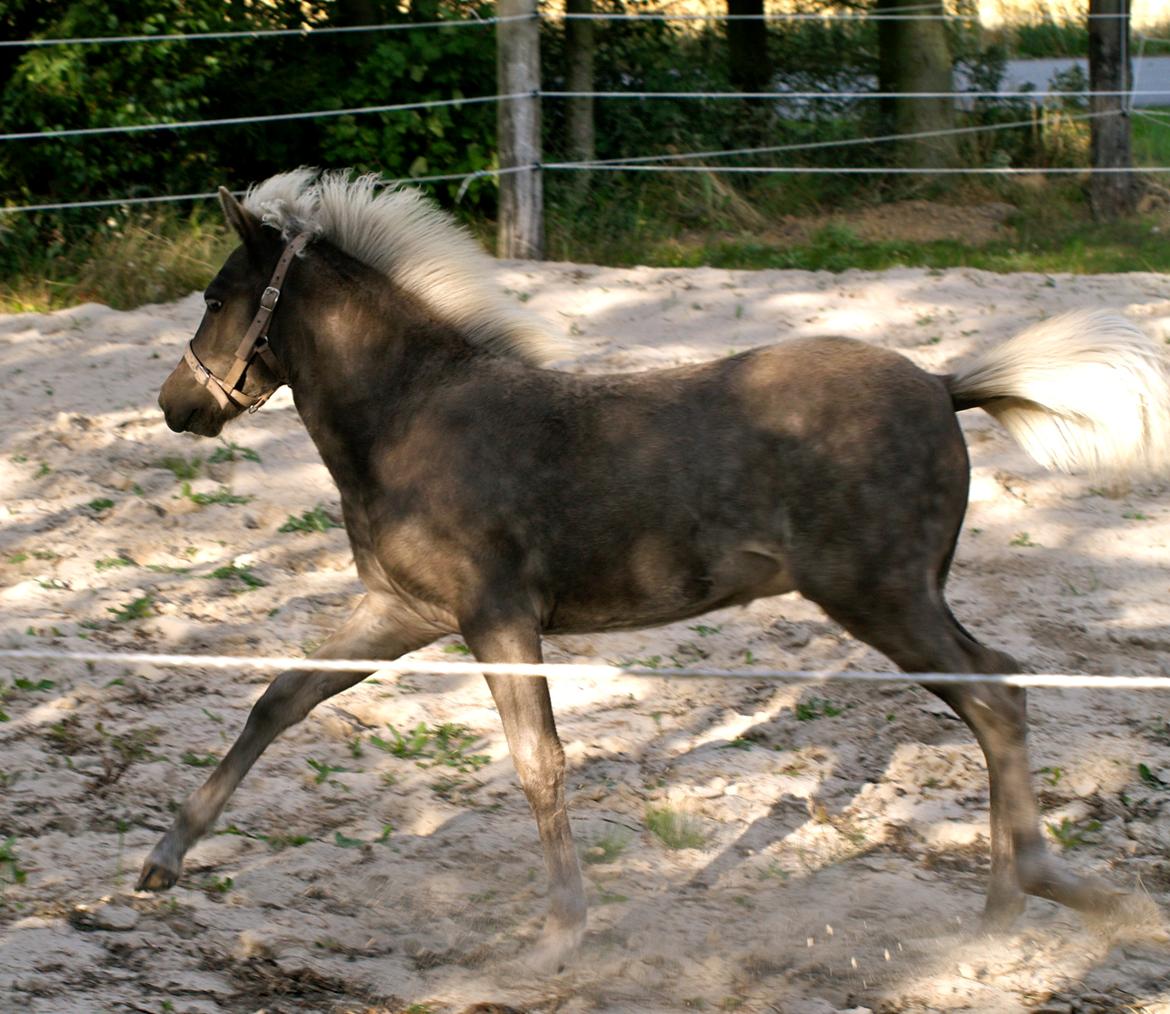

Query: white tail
<box><xmin>948</xmin><ymin>310</ymin><xmax>1170</xmax><ymax>475</ymax></box>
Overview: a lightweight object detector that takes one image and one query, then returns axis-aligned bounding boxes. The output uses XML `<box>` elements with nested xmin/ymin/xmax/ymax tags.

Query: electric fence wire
<box><xmin>0</xmin><ymin>13</ymin><xmax>1159</xmax><ymax>214</ymax></box>
<box><xmin>2</xmin><ymin>648</ymin><xmax>1170</xmax><ymax>690</ymax></box>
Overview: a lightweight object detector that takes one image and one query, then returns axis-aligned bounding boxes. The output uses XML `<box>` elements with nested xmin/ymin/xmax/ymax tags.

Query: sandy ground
<box><xmin>2</xmin><ymin>263</ymin><xmax>1170</xmax><ymax>1014</ymax></box>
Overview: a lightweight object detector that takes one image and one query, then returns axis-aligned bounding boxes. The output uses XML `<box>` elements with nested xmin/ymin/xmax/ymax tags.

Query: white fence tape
<box><xmin>1</xmin><ymin>649</ymin><xmax>1169</xmax><ymax>689</ymax></box>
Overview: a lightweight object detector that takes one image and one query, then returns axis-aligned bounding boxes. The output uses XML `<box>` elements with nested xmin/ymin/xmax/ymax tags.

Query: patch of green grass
<box><xmin>1010</xmin><ymin>532</ymin><xmax>1038</xmax><ymax>548</ymax></box>
<box><xmin>306</xmin><ymin>758</ymin><xmax>349</xmax><ymax>785</ymax></box>
<box><xmin>0</xmin><ymin>837</ymin><xmax>28</xmax><ymax>885</ymax></box>
<box><xmin>156</xmin><ymin>455</ymin><xmax>202</xmax><ymax>481</ymax></box>
<box><xmin>1040</xmin><ymin>766</ymin><xmax>1064</xmax><ymax>787</ymax></box>
<box><xmin>1138</xmin><ymin>762</ymin><xmax>1167</xmax><ymax>789</ymax></box>
<box><xmin>794</xmin><ymin>697</ymin><xmax>843</xmax><ymax>722</ymax></box>
<box><xmin>208</xmin><ymin>441</ymin><xmax>260</xmax><ymax>464</ymax></box>
<box><xmin>201</xmin><ymin>875</ymin><xmax>233</xmax><ymax>895</ymax></box>
<box><xmin>278</xmin><ymin>505</ymin><xmax>341</xmax><ymax>533</ymax></box>
<box><xmin>12</xmin><ymin>677</ymin><xmax>54</xmax><ymax>692</ymax></box>
<box><xmin>1046</xmin><ymin>816</ymin><xmax>1101</xmax><ymax>850</ymax></box>
<box><xmin>181</xmin><ymin>751</ymin><xmax>219</xmax><ymax>768</ymax></box>
<box><xmin>86</xmin><ymin>498</ymin><xmax>115</xmax><ymax>512</ymax></box>
<box><xmin>107</xmin><ymin>596</ymin><xmax>155</xmax><ymax>622</ymax></box>
<box><xmin>645</xmin><ymin>806</ymin><xmax>707</xmax><ymax>850</ymax></box>
<box><xmin>0</xmin><ymin>206</ymin><xmax>238</xmax><ymax>313</ymax></box>
<box><xmin>208</xmin><ymin>563</ymin><xmax>266</xmax><ymax>591</ymax></box>
<box><xmin>95</xmin><ymin>555</ymin><xmax>136</xmax><ymax>571</ymax></box>
<box><xmin>259</xmin><ymin>831</ymin><xmax>312</xmax><ymax>851</ymax></box>
<box><xmin>1007</xmin><ymin>19</ymin><xmax>1089</xmax><ymax>58</ymax></box>
<box><xmin>582</xmin><ymin>828</ymin><xmax>632</xmax><ymax>864</ymax></box>
<box><xmin>369</xmin><ymin>721</ymin><xmax>490</xmax><ymax>773</ymax></box>
<box><xmin>177</xmin><ymin>482</ymin><xmax>251</xmax><ymax>507</ymax></box>
<box><xmin>548</xmin><ymin>169</ymin><xmax>1170</xmax><ymax>277</ymax></box>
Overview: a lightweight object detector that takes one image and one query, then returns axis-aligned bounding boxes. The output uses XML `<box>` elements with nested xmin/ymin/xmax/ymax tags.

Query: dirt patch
<box><xmin>761</xmin><ymin>199</ymin><xmax>1018</xmax><ymax>247</ymax></box>
<box><xmin>2</xmin><ymin>265</ymin><xmax>1170</xmax><ymax>1012</ymax></box>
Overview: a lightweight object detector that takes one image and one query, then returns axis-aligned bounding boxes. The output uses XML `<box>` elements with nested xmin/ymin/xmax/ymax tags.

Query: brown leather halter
<box><xmin>183</xmin><ymin>232</ymin><xmax>310</xmax><ymax>412</ymax></box>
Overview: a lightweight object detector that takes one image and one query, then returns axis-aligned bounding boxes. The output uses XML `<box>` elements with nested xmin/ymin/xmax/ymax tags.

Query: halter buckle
<box><xmin>260</xmin><ymin>286</ymin><xmax>280</xmax><ymax>311</ymax></box>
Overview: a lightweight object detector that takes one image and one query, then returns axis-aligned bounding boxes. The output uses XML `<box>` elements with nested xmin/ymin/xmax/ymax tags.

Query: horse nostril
<box><xmin>165</xmin><ymin>410</ymin><xmax>192</xmax><ymax>434</ymax></box>
<box><xmin>159</xmin><ymin>396</ymin><xmax>195</xmax><ymax>434</ymax></box>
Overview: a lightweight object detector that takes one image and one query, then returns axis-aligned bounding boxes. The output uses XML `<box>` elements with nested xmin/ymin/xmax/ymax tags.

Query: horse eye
<box><xmin>205</xmin><ymin>298</ymin><xmax>223</xmax><ymax>313</ymax></box>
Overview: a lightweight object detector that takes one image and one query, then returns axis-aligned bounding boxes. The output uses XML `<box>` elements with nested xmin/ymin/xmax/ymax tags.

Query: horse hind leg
<box><xmin>819</xmin><ymin>589</ymin><xmax>1129</xmax><ymax>929</ymax></box>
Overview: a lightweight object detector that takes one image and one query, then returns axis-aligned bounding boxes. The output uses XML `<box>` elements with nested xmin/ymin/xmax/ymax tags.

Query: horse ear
<box><xmin>218</xmin><ymin>187</ymin><xmax>262</xmax><ymax>248</ymax></box>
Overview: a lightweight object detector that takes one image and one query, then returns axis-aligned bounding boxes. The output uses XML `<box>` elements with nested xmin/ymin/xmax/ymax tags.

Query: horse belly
<box><xmin>543</xmin><ymin>538</ymin><xmax>795</xmax><ymax>634</ymax></box>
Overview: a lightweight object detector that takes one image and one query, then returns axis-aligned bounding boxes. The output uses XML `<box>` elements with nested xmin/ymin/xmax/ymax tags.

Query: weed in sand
<box><xmin>208</xmin><ymin>563</ymin><xmax>267</xmax><ymax>592</ymax></box>
<box><xmin>1138</xmin><ymin>762</ymin><xmax>1167</xmax><ymax>788</ymax></box>
<box><xmin>208</xmin><ymin>441</ymin><xmax>261</xmax><ymax>464</ymax></box>
<box><xmin>95</xmin><ymin>555</ymin><xmax>137</xmax><ymax>571</ymax></box>
<box><xmin>1046</xmin><ymin>816</ymin><xmax>1101</xmax><ymax>850</ymax></box>
<box><xmin>1040</xmin><ymin>766</ymin><xmax>1064</xmax><ymax>787</ymax></box>
<box><xmin>201</xmin><ymin>875</ymin><xmax>234</xmax><ymax>895</ymax></box>
<box><xmin>156</xmin><ymin>455</ymin><xmax>202</xmax><ymax>481</ymax></box>
<box><xmin>107</xmin><ymin>596</ymin><xmax>155</xmax><ymax>622</ymax></box>
<box><xmin>86</xmin><ymin>498</ymin><xmax>115</xmax><ymax>513</ymax></box>
<box><xmin>582</xmin><ymin>828</ymin><xmax>632</xmax><ymax>865</ymax></box>
<box><xmin>794</xmin><ymin>697</ymin><xmax>843</xmax><ymax>722</ymax></box>
<box><xmin>0</xmin><ymin>837</ymin><xmax>28</xmax><ymax>885</ymax></box>
<box><xmin>370</xmin><ymin>722</ymin><xmax>489</xmax><ymax>773</ymax></box>
<box><xmin>306</xmin><ymin>758</ymin><xmax>349</xmax><ymax>785</ymax></box>
<box><xmin>12</xmin><ymin>677</ymin><xmax>54</xmax><ymax>692</ymax></box>
<box><xmin>261</xmin><ymin>831</ymin><xmax>312</xmax><ymax>851</ymax></box>
<box><xmin>181</xmin><ymin>751</ymin><xmax>220</xmax><ymax>768</ymax></box>
<box><xmin>177</xmin><ymin>482</ymin><xmax>251</xmax><ymax>507</ymax></box>
<box><xmin>278</xmin><ymin>506</ymin><xmax>341</xmax><ymax>533</ymax></box>
<box><xmin>645</xmin><ymin>806</ymin><xmax>707</xmax><ymax>850</ymax></box>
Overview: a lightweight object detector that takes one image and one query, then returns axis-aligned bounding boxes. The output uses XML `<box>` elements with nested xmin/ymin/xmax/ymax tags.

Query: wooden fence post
<box><xmin>1089</xmin><ymin>0</ymin><xmax>1138</xmax><ymax>220</ymax></box>
<box><xmin>497</xmin><ymin>0</ymin><xmax>543</xmax><ymax>259</ymax></box>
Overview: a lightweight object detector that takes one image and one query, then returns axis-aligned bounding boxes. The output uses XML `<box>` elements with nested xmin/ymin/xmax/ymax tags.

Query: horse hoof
<box><xmin>979</xmin><ymin>888</ymin><xmax>1027</xmax><ymax>933</ymax></box>
<box><xmin>526</xmin><ymin>919</ymin><xmax>585</xmax><ymax>974</ymax></box>
<box><xmin>137</xmin><ymin>847</ymin><xmax>182</xmax><ymax>891</ymax></box>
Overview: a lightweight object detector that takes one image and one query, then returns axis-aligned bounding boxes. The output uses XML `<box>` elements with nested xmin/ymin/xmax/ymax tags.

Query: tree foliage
<box><xmin>0</xmin><ymin>0</ymin><xmax>498</xmax><ymax>213</ymax></box>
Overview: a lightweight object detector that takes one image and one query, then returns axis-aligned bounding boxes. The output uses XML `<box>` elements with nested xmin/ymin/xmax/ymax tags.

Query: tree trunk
<box><xmin>565</xmin><ymin>0</ymin><xmax>595</xmax><ymax>165</ymax></box>
<box><xmin>1089</xmin><ymin>0</ymin><xmax>1138</xmax><ymax>219</ymax></box>
<box><xmin>497</xmin><ymin>0</ymin><xmax>543</xmax><ymax>258</ymax></box>
<box><xmin>876</xmin><ymin>0</ymin><xmax>958</xmax><ymax>168</ymax></box>
<box><xmin>727</xmin><ymin>0</ymin><xmax>770</xmax><ymax>93</ymax></box>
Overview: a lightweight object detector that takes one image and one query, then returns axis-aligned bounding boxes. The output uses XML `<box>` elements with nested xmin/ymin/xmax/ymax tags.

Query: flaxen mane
<box><xmin>242</xmin><ymin>168</ymin><xmax>564</xmax><ymax>366</ymax></box>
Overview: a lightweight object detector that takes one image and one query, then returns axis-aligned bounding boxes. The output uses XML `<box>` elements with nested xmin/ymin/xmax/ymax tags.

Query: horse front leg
<box><xmin>464</xmin><ymin>613</ymin><xmax>586</xmax><ymax>970</ymax></box>
<box><xmin>138</xmin><ymin>592</ymin><xmax>439</xmax><ymax>891</ymax></box>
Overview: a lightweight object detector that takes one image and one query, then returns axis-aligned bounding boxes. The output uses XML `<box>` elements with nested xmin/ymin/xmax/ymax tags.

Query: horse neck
<box><xmin>276</xmin><ymin>251</ymin><xmax>479</xmax><ymax>470</ymax></box>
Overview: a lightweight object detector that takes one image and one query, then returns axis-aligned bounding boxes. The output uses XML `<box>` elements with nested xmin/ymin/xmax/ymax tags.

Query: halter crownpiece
<box><xmin>184</xmin><ymin>232</ymin><xmax>311</xmax><ymax>412</ymax></box>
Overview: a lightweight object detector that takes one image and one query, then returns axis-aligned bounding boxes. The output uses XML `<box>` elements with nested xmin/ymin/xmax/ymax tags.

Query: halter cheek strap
<box><xmin>184</xmin><ymin>232</ymin><xmax>310</xmax><ymax>412</ymax></box>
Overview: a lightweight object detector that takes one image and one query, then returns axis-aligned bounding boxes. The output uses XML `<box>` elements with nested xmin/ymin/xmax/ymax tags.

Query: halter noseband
<box><xmin>183</xmin><ymin>232</ymin><xmax>310</xmax><ymax>413</ymax></box>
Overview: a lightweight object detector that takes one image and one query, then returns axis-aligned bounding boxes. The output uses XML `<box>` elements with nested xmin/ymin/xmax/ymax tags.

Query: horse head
<box><xmin>158</xmin><ymin>188</ymin><xmax>298</xmax><ymax>437</ymax></box>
